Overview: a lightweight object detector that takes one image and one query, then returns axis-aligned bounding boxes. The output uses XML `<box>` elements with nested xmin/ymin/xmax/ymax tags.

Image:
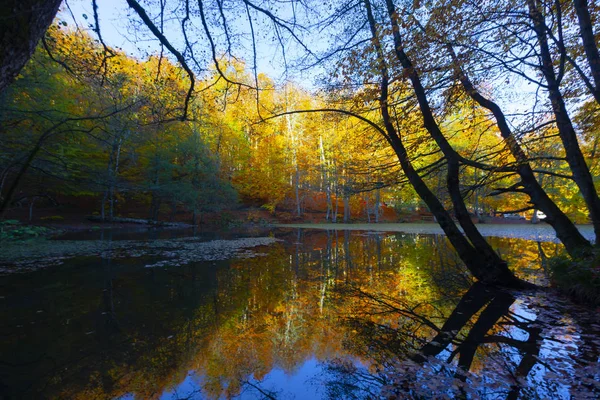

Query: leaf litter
<box><xmin>0</xmin><ymin>236</ymin><xmax>279</xmax><ymax>274</ymax></box>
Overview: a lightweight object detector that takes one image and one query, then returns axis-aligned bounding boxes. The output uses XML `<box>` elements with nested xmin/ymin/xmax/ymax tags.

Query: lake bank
<box><xmin>274</xmin><ymin>222</ymin><xmax>596</xmax><ymax>243</ymax></box>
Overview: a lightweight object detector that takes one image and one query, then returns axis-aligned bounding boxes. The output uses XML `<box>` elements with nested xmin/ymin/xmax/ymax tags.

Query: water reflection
<box><xmin>328</xmin><ymin>280</ymin><xmax>600</xmax><ymax>399</ymax></box>
<box><xmin>0</xmin><ymin>229</ymin><xmax>598</xmax><ymax>399</ymax></box>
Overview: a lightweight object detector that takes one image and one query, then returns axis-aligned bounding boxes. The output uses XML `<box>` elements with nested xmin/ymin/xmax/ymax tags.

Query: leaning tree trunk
<box><xmin>528</xmin><ymin>0</ymin><xmax>600</xmax><ymax>242</ymax></box>
<box><xmin>447</xmin><ymin>46</ymin><xmax>592</xmax><ymax>255</ymax></box>
<box><xmin>0</xmin><ymin>0</ymin><xmax>62</xmax><ymax>93</ymax></box>
<box><xmin>382</xmin><ymin>0</ymin><xmax>511</xmax><ymax>271</ymax></box>
<box><xmin>343</xmin><ymin>189</ymin><xmax>350</xmax><ymax>223</ymax></box>
<box><xmin>0</xmin><ymin>121</ymin><xmax>61</xmax><ymax>219</ymax></box>
<box><xmin>364</xmin><ymin>0</ymin><xmax>521</xmax><ymax>287</ymax></box>
<box><xmin>573</xmin><ymin>0</ymin><xmax>600</xmax><ymax>103</ymax></box>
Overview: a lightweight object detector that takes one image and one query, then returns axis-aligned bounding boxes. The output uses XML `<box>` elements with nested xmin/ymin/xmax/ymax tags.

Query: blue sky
<box><xmin>57</xmin><ymin>0</ymin><xmax>540</xmax><ymax>121</ymax></box>
<box><xmin>60</xmin><ymin>0</ymin><xmax>319</xmax><ymax>86</ymax></box>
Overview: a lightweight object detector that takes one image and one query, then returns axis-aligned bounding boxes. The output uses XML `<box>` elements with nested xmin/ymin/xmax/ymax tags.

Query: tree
<box><xmin>3</xmin><ymin>0</ymin><xmax>598</xmax><ymax>285</ymax></box>
<box><xmin>1</xmin><ymin>26</ymin><xmax>239</xmax><ymax>223</ymax></box>
<box><xmin>0</xmin><ymin>0</ymin><xmax>62</xmax><ymax>92</ymax></box>
<box><xmin>398</xmin><ymin>0</ymin><xmax>593</xmax><ymax>254</ymax></box>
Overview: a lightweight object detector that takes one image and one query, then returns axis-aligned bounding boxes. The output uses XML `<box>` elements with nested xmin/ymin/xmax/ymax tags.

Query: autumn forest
<box><xmin>0</xmin><ymin>0</ymin><xmax>599</xmax><ymax>398</ymax></box>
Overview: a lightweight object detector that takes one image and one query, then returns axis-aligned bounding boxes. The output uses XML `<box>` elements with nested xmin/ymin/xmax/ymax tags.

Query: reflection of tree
<box><xmin>414</xmin><ymin>283</ymin><xmax>502</xmax><ymax>363</ymax></box>
<box><xmin>330</xmin><ymin>276</ymin><xmax>598</xmax><ymax>399</ymax></box>
<box><xmin>1</xmin><ymin>230</ymin><xmax>596</xmax><ymax>399</ymax></box>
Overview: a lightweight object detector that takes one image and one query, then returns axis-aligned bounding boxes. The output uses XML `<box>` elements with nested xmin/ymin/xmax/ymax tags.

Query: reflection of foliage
<box><xmin>1</xmin><ymin>230</ymin><xmax>597</xmax><ymax>399</ymax></box>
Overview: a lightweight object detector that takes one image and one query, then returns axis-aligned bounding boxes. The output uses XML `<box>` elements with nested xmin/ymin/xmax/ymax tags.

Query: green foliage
<box><xmin>0</xmin><ymin>223</ymin><xmax>56</xmax><ymax>241</ymax></box>
<box><xmin>0</xmin><ymin>220</ymin><xmax>20</xmax><ymax>226</ymax></box>
<box><xmin>549</xmin><ymin>249</ymin><xmax>600</xmax><ymax>305</ymax></box>
<box><xmin>1</xmin><ymin>28</ymin><xmax>238</xmax><ymax>222</ymax></box>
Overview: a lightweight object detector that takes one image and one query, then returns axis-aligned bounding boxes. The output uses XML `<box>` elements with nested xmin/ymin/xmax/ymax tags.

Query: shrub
<box><xmin>0</xmin><ymin>224</ymin><xmax>54</xmax><ymax>241</ymax></box>
<box><xmin>549</xmin><ymin>249</ymin><xmax>600</xmax><ymax>306</ymax></box>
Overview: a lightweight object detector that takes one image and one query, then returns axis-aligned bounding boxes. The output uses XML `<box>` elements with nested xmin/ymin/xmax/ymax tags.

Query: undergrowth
<box><xmin>0</xmin><ymin>220</ymin><xmax>57</xmax><ymax>241</ymax></box>
<box><xmin>549</xmin><ymin>248</ymin><xmax>600</xmax><ymax>306</ymax></box>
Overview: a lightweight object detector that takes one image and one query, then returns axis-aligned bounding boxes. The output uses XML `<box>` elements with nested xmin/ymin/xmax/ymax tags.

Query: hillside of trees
<box><xmin>0</xmin><ymin>26</ymin><xmax>397</xmax><ymax>224</ymax></box>
<box><xmin>2</xmin><ymin>22</ymin><xmax>596</xmax><ymax>227</ymax></box>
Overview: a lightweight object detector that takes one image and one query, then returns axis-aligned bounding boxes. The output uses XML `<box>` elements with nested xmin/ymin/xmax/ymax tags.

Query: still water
<box><xmin>0</xmin><ymin>228</ymin><xmax>598</xmax><ymax>399</ymax></box>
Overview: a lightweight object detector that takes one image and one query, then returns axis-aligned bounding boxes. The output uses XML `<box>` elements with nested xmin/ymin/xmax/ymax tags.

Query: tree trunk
<box><xmin>382</xmin><ymin>0</ymin><xmax>507</xmax><ymax>268</ymax></box>
<box><xmin>28</xmin><ymin>197</ymin><xmax>35</xmax><ymax>222</ymax></box>
<box><xmin>448</xmin><ymin>45</ymin><xmax>592</xmax><ymax>254</ymax></box>
<box><xmin>573</xmin><ymin>0</ymin><xmax>600</xmax><ymax>103</ymax></box>
<box><xmin>319</xmin><ymin>135</ymin><xmax>332</xmax><ymax>221</ymax></box>
<box><xmin>366</xmin><ymin>0</ymin><xmax>521</xmax><ymax>286</ymax></box>
<box><xmin>170</xmin><ymin>201</ymin><xmax>177</xmax><ymax>222</ymax></box>
<box><xmin>295</xmin><ymin>162</ymin><xmax>301</xmax><ymax>217</ymax></box>
<box><xmin>375</xmin><ymin>186</ymin><xmax>380</xmax><ymax>223</ymax></box>
<box><xmin>528</xmin><ymin>0</ymin><xmax>600</xmax><ymax>242</ymax></box>
<box><xmin>0</xmin><ymin>0</ymin><xmax>62</xmax><ymax>93</ymax></box>
<box><xmin>149</xmin><ymin>192</ymin><xmax>160</xmax><ymax>222</ymax></box>
<box><xmin>109</xmin><ymin>137</ymin><xmax>123</xmax><ymax>222</ymax></box>
<box><xmin>0</xmin><ymin>123</ymin><xmax>55</xmax><ymax>219</ymax></box>
<box><xmin>381</xmin><ymin>0</ymin><xmax>520</xmax><ymax>281</ymax></box>
<box><xmin>101</xmin><ymin>192</ymin><xmax>107</xmax><ymax>222</ymax></box>
<box><xmin>365</xmin><ymin>194</ymin><xmax>371</xmax><ymax>223</ymax></box>
<box><xmin>149</xmin><ymin>167</ymin><xmax>160</xmax><ymax>221</ymax></box>
<box><xmin>333</xmin><ymin>174</ymin><xmax>339</xmax><ymax>223</ymax></box>
<box><xmin>0</xmin><ymin>164</ymin><xmax>14</xmax><ymax>198</ymax></box>
<box><xmin>343</xmin><ymin>189</ymin><xmax>350</xmax><ymax>223</ymax></box>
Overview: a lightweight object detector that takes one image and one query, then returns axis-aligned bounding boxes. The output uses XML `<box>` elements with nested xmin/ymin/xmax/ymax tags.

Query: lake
<box><xmin>0</xmin><ymin>225</ymin><xmax>598</xmax><ymax>399</ymax></box>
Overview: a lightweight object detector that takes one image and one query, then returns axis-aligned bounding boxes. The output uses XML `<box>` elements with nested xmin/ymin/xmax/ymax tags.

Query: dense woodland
<box><xmin>0</xmin><ymin>0</ymin><xmax>599</xmax><ymax>286</ymax></box>
<box><xmin>0</xmin><ymin>26</ymin><xmax>410</xmax><ymax>224</ymax></box>
<box><xmin>1</xmin><ymin>22</ymin><xmax>597</xmax><ymax>224</ymax></box>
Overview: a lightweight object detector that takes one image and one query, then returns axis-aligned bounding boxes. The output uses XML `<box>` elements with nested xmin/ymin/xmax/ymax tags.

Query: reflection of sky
<box><xmin>503</xmin><ymin>299</ymin><xmax>572</xmax><ymax>399</ymax></box>
<box><xmin>402</xmin><ymin>295</ymin><xmax>589</xmax><ymax>399</ymax></box>
<box><xmin>3</xmin><ymin>229</ymin><xmax>599</xmax><ymax>399</ymax></box>
<box><xmin>153</xmin><ymin>359</ymin><xmax>326</xmax><ymax>399</ymax></box>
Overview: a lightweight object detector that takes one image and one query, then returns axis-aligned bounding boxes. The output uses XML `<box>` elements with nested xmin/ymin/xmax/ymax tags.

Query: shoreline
<box><xmin>273</xmin><ymin>222</ymin><xmax>595</xmax><ymax>243</ymax></box>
